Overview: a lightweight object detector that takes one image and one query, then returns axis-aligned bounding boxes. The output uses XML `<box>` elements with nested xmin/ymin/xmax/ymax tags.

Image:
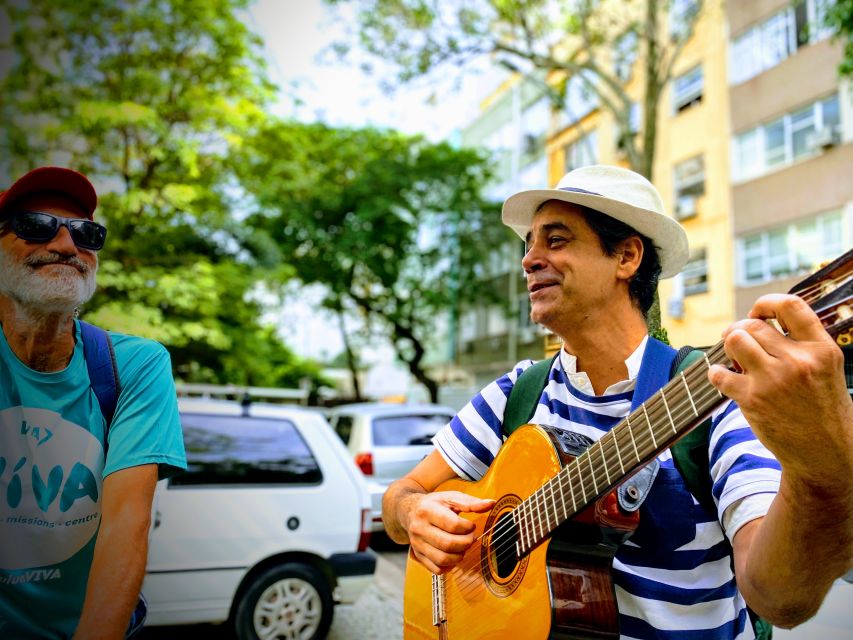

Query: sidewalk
<box><xmin>328</xmin><ymin>551</ymin><xmax>406</xmax><ymax>639</ymax></box>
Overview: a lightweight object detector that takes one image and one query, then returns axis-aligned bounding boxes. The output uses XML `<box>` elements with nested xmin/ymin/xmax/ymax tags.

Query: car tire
<box><xmin>233</xmin><ymin>563</ymin><xmax>334</xmax><ymax>640</ymax></box>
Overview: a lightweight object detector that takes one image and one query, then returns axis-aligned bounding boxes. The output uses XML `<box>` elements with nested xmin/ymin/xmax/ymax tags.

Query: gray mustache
<box><xmin>24</xmin><ymin>253</ymin><xmax>90</xmax><ymax>273</ymax></box>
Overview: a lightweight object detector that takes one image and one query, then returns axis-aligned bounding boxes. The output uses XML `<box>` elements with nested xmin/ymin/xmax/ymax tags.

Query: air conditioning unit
<box><xmin>806</xmin><ymin>126</ymin><xmax>841</xmax><ymax>151</ymax></box>
<box><xmin>676</xmin><ymin>195</ymin><xmax>697</xmax><ymax>219</ymax></box>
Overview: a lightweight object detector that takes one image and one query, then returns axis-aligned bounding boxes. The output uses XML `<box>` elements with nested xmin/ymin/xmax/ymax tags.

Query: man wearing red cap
<box><xmin>0</xmin><ymin>167</ymin><xmax>186</xmax><ymax>638</ymax></box>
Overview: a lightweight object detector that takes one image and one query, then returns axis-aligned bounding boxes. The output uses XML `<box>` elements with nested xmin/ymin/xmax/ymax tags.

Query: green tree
<box><xmin>329</xmin><ymin>0</ymin><xmax>703</xmax><ymax>180</ymax></box>
<box><xmin>825</xmin><ymin>0</ymin><xmax>853</xmax><ymax>76</ymax></box>
<box><xmin>235</xmin><ymin>121</ymin><xmax>504</xmax><ymax>402</ymax></box>
<box><xmin>0</xmin><ymin>0</ymin><xmax>324</xmax><ymax>388</ymax></box>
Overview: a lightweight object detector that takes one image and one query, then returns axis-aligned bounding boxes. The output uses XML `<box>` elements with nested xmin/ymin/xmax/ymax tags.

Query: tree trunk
<box><xmin>389</xmin><ymin>319</ymin><xmax>440</xmax><ymax>403</ymax></box>
<box><xmin>337</xmin><ymin>309</ymin><xmax>363</xmax><ymax>401</ymax></box>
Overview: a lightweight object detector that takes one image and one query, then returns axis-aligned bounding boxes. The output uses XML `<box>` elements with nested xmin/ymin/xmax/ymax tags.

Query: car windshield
<box><xmin>372</xmin><ymin>414</ymin><xmax>451</xmax><ymax>446</ymax></box>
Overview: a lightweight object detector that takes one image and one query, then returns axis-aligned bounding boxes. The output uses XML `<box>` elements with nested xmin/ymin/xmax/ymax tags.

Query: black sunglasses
<box><xmin>8</xmin><ymin>210</ymin><xmax>107</xmax><ymax>251</ymax></box>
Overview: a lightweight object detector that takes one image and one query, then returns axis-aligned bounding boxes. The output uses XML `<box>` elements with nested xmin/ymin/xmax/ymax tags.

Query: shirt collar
<box><xmin>558</xmin><ymin>335</ymin><xmax>649</xmax><ymax>396</ymax></box>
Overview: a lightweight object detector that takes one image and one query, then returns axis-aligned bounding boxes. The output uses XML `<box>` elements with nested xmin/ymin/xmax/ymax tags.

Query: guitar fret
<box><xmin>512</xmin><ymin>509</ymin><xmax>522</xmax><ymax>559</ymax></box>
<box><xmin>613</xmin><ymin>431</ymin><xmax>625</xmax><ymax>474</ymax></box>
<box><xmin>599</xmin><ymin>440</ymin><xmax>611</xmax><ymax>485</ymax></box>
<box><xmin>586</xmin><ymin>451</ymin><xmax>598</xmax><ymax>495</ymax></box>
<box><xmin>566</xmin><ymin>468</ymin><xmax>578</xmax><ymax>513</ymax></box>
<box><xmin>546</xmin><ymin>480</ymin><xmax>557</xmax><ymax>532</ymax></box>
<box><xmin>642</xmin><ymin>403</ymin><xmax>657</xmax><ymax>448</ymax></box>
<box><xmin>534</xmin><ymin>488</ymin><xmax>544</xmax><ymax>541</ymax></box>
<box><xmin>522</xmin><ymin>500</ymin><xmax>531</xmax><ymax>552</ymax></box>
<box><xmin>660</xmin><ymin>388</ymin><xmax>677</xmax><ymax>434</ymax></box>
<box><xmin>626</xmin><ymin>414</ymin><xmax>640</xmax><ymax>461</ymax></box>
<box><xmin>681</xmin><ymin>371</ymin><xmax>699</xmax><ymax>416</ymax></box>
<box><xmin>703</xmin><ymin>353</ymin><xmax>723</xmax><ymax>398</ymax></box>
<box><xmin>575</xmin><ymin>459</ymin><xmax>588</xmax><ymax>504</ymax></box>
<box><xmin>557</xmin><ymin>470</ymin><xmax>568</xmax><ymax>520</ymax></box>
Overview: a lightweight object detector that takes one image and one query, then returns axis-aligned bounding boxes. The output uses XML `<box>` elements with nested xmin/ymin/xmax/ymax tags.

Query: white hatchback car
<box><xmin>141</xmin><ymin>399</ymin><xmax>375</xmax><ymax>640</ymax></box>
<box><xmin>327</xmin><ymin>402</ymin><xmax>454</xmax><ymax>532</ymax></box>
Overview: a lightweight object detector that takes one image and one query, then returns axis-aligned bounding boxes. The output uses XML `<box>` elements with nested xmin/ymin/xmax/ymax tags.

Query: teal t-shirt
<box><xmin>0</xmin><ymin>320</ymin><xmax>186</xmax><ymax>638</ymax></box>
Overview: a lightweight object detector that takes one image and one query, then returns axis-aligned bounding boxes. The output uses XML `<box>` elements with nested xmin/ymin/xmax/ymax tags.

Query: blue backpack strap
<box><xmin>629</xmin><ymin>337</ymin><xmax>678</xmax><ymax>411</ymax></box>
<box><xmin>617</xmin><ymin>337</ymin><xmax>678</xmax><ymax>511</ymax></box>
<box><xmin>79</xmin><ymin>320</ymin><xmax>121</xmax><ymax>429</ymax></box>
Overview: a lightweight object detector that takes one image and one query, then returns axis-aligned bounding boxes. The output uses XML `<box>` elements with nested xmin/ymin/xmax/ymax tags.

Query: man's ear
<box><xmin>615</xmin><ymin>236</ymin><xmax>644</xmax><ymax>280</ymax></box>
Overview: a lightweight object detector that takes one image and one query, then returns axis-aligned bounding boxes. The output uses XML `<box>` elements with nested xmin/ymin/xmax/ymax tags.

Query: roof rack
<box><xmin>175</xmin><ymin>383</ymin><xmax>309</xmax><ymax>404</ymax></box>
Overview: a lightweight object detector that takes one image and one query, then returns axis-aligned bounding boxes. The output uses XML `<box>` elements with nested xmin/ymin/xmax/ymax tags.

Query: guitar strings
<box><xmin>436</xmin><ymin>274</ymin><xmax>848</xmax><ymax>606</ymax></box>
<box><xmin>449</xmin><ymin>350</ymin><xmax>729</xmax><ymax>600</ymax></box>
<box><xmin>454</xmin><ymin>344</ymin><xmax>726</xmax><ymax>586</ymax></box>
<box><xmin>445</xmin><ymin>378</ymin><xmax>731</xmax><ymax>605</ymax></box>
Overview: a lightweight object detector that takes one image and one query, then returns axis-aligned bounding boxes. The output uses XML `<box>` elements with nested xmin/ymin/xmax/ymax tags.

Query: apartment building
<box><xmin>725</xmin><ymin>0</ymin><xmax>851</xmax><ymax>319</ymax></box>
<box><xmin>442</xmin><ymin>0</ymin><xmax>849</xmax><ymax>388</ymax></box>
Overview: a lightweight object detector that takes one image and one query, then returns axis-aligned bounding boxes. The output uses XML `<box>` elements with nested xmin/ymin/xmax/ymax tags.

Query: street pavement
<box><xmin>328</xmin><ymin>542</ymin><xmax>406</xmax><ymax>639</ymax></box>
<box><xmin>138</xmin><ymin>541</ymin><xmax>408</xmax><ymax>639</ymax></box>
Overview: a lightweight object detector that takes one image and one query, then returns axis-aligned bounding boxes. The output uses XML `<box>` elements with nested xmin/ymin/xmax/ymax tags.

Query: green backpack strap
<box><xmin>669</xmin><ymin>346</ymin><xmax>773</xmax><ymax>640</ymax></box>
<box><xmin>503</xmin><ymin>354</ymin><xmax>559</xmax><ymax>438</ymax></box>
<box><xmin>668</xmin><ymin>347</ymin><xmax>716</xmax><ymax>515</ymax></box>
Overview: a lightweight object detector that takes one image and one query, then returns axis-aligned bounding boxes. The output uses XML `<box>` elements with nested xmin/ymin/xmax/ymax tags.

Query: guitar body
<box><xmin>403</xmin><ymin>424</ymin><xmax>639</xmax><ymax>640</ymax></box>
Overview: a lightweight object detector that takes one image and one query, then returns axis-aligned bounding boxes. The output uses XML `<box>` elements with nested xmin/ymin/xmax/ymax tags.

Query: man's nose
<box><xmin>521</xmin><ymin>241</ymin><xmax>545</xmax><ymax>273</ymax></box>
<box><xmin>46</xmin><ymin>225</ymin><xmax>78</xmax><ymax>255</ymax></box>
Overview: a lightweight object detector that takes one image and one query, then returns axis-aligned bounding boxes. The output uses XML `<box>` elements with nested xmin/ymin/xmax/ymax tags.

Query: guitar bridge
<box><xmin>432</xmin><ymin>573</ymin><xmax>447</xmax><ymax>626</ymax></box>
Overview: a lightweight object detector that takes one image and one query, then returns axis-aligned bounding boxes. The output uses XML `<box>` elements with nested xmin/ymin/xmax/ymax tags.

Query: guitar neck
<box><xmin>514</xmin><ymin>342</ymin><xmax>732</xmax><ymax>556</ymax></box>
<box><xmin>513</xmin><ymin>247</ymin><xmax>852</xmax><ymax>556</ymax></box>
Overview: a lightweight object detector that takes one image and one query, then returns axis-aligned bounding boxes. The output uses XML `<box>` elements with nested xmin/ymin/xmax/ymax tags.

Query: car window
<box><xmin>170</xmin><ymin>413</ymin><xmax>323</xmax><ymax>486</ymax></box>
<box><xmin>334</xmin><ymin>415</ymin><xmax>354</xmax><ymax>444</ymax></box>
<box><xmin>372</xmin><ymin>414</ymin><xmax>452</xmax><ymax>446</ymax></box>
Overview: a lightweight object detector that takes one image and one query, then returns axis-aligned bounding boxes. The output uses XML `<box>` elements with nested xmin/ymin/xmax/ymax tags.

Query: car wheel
<box><xmin>233</xmin><ymin>563</ymin><xmax>333</xmax><ymax>640</ymax></box>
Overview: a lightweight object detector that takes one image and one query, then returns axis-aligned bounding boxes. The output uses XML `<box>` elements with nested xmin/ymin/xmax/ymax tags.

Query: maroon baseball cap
<box><xmin>0</xmin><ymin>166</ymin><xmax>98</xmax><ymax>219</ymax></box>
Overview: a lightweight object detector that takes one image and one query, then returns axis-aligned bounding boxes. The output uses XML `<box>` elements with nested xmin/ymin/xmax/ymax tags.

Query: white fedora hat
<box><xmin>502</xmin><ymin>165</ymin><xmax>689</xmax><ymax>278</ymax></box>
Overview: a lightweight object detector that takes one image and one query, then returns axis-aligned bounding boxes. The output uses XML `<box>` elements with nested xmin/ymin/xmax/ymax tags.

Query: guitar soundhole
<box><xmin>481</xmin><ymin>494</ymin><xmax>529</xmax><ymax>597</ymax></box>
<box><xmin>493</xmin><ymin>512</ymin><xmax>519</xmax><ymax>579</ymax></box>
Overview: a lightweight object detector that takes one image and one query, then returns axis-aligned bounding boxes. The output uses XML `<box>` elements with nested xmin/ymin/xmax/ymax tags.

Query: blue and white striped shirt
<box><xmin>433</xmin><ymin>344</ymin><xmax>781</xmax><ymax>640</ymax></box>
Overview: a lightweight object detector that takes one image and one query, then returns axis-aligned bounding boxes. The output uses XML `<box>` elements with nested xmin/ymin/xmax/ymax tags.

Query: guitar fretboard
<box><xmin>512</xmin><ymin>343</ymin><xmax>732</xmax><ymax>557</ymax></box>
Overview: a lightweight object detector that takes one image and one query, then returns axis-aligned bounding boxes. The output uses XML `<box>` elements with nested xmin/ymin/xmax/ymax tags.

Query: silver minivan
<box><xmin>328</xmin><ymin>402</ymin><xmax>454</xmax><ymax>532</ymax></box>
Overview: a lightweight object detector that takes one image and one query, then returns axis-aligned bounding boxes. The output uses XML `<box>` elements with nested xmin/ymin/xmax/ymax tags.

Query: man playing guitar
<box><xmin>383</xmin><ymin>165</ymin><xmax>853</xmax><ymax>638</ymax></box>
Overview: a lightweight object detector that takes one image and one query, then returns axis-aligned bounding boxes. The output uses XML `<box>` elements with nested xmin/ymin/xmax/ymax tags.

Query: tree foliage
<box><xmin>0</xmin><ymin>0</ymin><xmax>325</xmax><ymax>388</ymax></box>
<box><xmin>234</xmin><ymin>121</ymin><xmax>505</xmax><ymax>402</ymax></box>
<box><xmin>328</xmin><ymin>0</ymin><xmax>703</xmax><ymax>179</ymax></box>
<box><xmin>826</xmin><ymin>0</ymin><xmax>853</xmax><ymax>76</ymax></box>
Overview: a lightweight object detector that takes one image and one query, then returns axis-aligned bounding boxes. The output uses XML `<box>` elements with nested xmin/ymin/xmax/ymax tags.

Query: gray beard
<box><xmin>0</xmin><ymin>248</ymin><xmax>98</xmax><ymax>314</ymax></box>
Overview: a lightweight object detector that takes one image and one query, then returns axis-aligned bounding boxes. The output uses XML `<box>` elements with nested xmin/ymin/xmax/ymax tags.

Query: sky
<box><xmin>246</xmin><ymin>0</ymin><xmax>498</xmax><ymax>140</ymax></box>
<box><xmin>244</xmin><ymin>0</ymin><xmax>503</xmax><ymax>370</ymax></box>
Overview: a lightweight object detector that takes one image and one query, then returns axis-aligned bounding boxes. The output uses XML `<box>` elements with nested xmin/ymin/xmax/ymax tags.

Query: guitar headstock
<box><xmin>788</xmin><ymin>248</ymin><xmax>853</xmax><ymax>347</ymax></box>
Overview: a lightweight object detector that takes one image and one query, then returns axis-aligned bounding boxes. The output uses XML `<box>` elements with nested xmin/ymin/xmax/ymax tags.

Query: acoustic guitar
<box><xmin>403</xmin><ymin>249</ymin><xmax>852</xmax><ymax>640</ymax></box>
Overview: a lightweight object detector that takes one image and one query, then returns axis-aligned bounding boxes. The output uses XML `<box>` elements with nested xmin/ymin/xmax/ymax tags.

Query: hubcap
<box><xmin>253</xmin><ymin>577</ymin><xmax>323</xmax><ymax>640</ymax></box>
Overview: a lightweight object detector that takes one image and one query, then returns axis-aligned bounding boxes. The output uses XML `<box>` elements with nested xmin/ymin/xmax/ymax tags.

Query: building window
<box><xmin>614</xmin><ymin>31</ymin><xmax>638</xmax><ymax>82</ymax></box>
<box><xmin>730</xmin><ymin>0</ymin><xmax>835</xmax><ymax>85</ymax></box>
<box><xmin>672</xmin><ymin>65</ymin><xmax>703</xmax><ymax>113</ymax></box>
<box><xmin>732</xmin><ymin>93</ymin><xmax>841</xmax><ymax>182</ymax></box>
<box><xmin>670</xmin><ymin>0</ymin><xmax>700</xmax><ymax>39</ymax></box>
<box><xmin>565</xmin><ymin>130</ymin><xmax>598</xmax><ymax>172</ymax></box>
<box><xmin>673</xmin><ymin>155</ymin><xmax>705</xmax><ymax>220</ymax></box>
<box><xmin>522</xmin><ymin>97</ymin><xmax>550</xmax><ymax>150</ymax></box>
<box><xmin>557</xmin><ymin>71</ymin><xmax>598</xmax><ymax>130</ymax></box>
<box><xmin>516</xmin><ymin>155</ymin><xmax>548</xmax><ymax>191</ymax></box>
<box><xmin>683</xmin><ymin>248</ymin><xmax>709</xmax><ymax>295</ymax></box>
<box><xmin>737</xmin><ymin>209</ymin><xmax>848</xmax><ymax>285</ymax></box>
